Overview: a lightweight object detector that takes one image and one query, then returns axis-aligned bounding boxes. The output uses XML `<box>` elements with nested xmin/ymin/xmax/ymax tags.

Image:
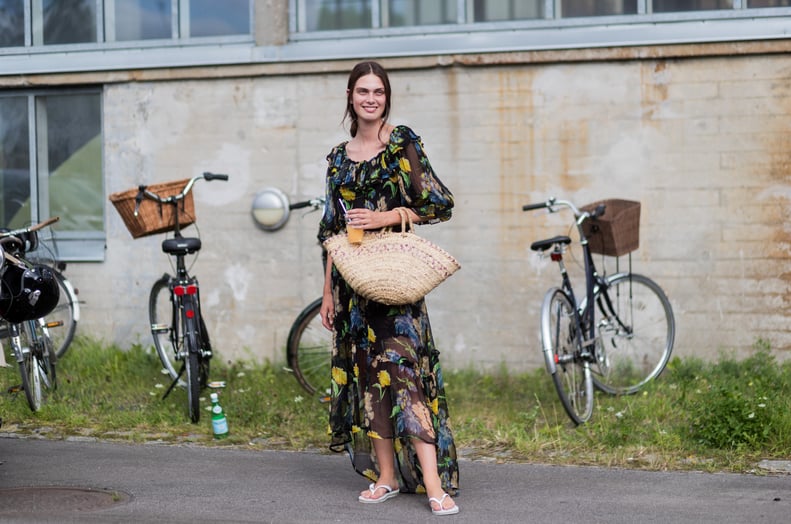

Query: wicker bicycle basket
<box><xmin>580</xmin><ymin>199</ymin><xmax>640</xmax><ymax>257</ymax></box>
<box><xmin>109</xmin><ymin>179</ymin><xmax>195</xmax><ymax>239</ymax></box>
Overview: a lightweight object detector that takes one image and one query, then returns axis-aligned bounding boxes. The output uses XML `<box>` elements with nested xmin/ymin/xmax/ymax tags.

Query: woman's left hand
<box><xmin>345</xmin><ymin>208</ymin><xmax>397</xmax><ymax>230</ymax></box>
<box><xmin>345</xmin><ymin>208</ymin><xmax>419</xmax><ymax>229</ymax></box>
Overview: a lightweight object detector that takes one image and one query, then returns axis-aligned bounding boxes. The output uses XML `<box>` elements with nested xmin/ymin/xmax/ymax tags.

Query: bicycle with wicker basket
<box><xmin>110</xmin><ymin>173</ymin><xmax>228</xmax><ymax>423</ymax></box>
<box><xmin>523</xmin><ymin>197</ymin><xmax>675</xmax><ymax>425</ymax></box>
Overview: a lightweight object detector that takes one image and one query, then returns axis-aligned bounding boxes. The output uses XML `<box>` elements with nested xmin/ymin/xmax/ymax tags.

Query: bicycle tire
<box><xmin>588</xmin><ymin>272</ymin><xmax>675</xmax><ymax>395</ymax></box>
<box><xmin>540</xmin><ymin>288</ymin><xmax>594</xmax><ymax>425</ymax></box>
<box><xmin>149</xmin><ymin>275</ymin><xmax>183</xmax><ymax>385</ymax></box>
<box><xmin>50</xmin><ymin>269</ymin><xmax>79</xmax><ymax>359</ymax></box>
<box><xmin>184</xmin><ymin>300</ymin><xmax>201</xmax><ymax>423</ymax></box>
<box><xmin>29</xmin><ymin>319</ymin><xmax>57</xmax><ymax>410</ymax></box>
<box><xmin>8</xmin><ymin>323</ymin><xmax>36</xmax><ymax>411</ymax></box>
<box><xmin>286</xmin><ymin>297</ymin><xmax>331</xmax><ymax>396</ymax></box>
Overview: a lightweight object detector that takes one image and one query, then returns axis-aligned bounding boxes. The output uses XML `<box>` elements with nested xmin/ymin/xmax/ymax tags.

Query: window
<box><xmin>561</xmin><ymin>0</ymin><xmax>637</xmax><ymax>18</ymax></box>
<box><xmin>40</xmin><ymin>0</ymin><xmax>98</xmax><ymax>45</ymax></box>
<box><xmin>0</xmin><ymin>90</ymin><xmax>104</xmax><ymax>262</ymax></box>
<box><xmin>189</xmin><ymin>0</ymin><xmax>250</xmax><ymax>37</ymax></box>
<box><xmin>1</xmin><ymin>0</ymin><xmax>252</xmax><ymax>48</ymax></box>
<box><xmin>112</xmin><ymin>0</ymin><xmax>172</xmax><ymax>41</ymax></box>
<box><xmin>473</xmin><ymin>0</ymin><xmax>544</xmax><ymax>21</ymax></box>
<box><xmin>304</xmin><ymin>0</ymin><xmax>372</xmax><ymax>31</ymax></box>
<box><xmin>653</xmin><ymin>0</ymin><xmax>733</xmax><ymax>12</ymax></box>
<box><xmin>388</xmin><ymin>0</ymin><xmax>457</xmax><ymax>26</ymax></box>
<box><xmin>0</xmin><ymin>0</ymin><xmax>24</xmax><ymax>47</ymax></box>
<box><xmin>292</xmin><ymin>0</ymin><xmax>791</xmax><ymax>31</ymax></box>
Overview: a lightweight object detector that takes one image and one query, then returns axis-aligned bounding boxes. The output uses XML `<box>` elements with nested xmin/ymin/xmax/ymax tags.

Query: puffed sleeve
<box><xmin>317</xmin><ymin>146</ymin><xmax>345</xmax><ymax>244</ymax></box>
<box><xmin>393</xmin><ymin>126</ymin><xmax>453</xmax><ymax>224</ymax></box>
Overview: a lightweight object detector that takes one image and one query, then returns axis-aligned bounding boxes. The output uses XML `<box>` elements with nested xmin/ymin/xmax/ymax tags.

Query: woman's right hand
<box><xmin>320</xmin><ymin>253</ymin><xmax>335</xmax><ymax>331</ymax></box>
<box><xmin>320</xmin><ymin>291</ymin><xmax>334</xmax><ymax>331</ymax></box>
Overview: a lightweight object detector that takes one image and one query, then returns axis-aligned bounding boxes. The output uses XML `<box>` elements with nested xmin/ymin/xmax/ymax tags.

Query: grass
<box><xmin>1</xmin><ymin>337</ymin><xmax>790</xmax><ymax>474</ymax></box>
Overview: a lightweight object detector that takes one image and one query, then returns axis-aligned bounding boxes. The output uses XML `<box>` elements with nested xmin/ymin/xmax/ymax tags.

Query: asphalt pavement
<box><xmin>0</xmin><ymin>436</ymin><xmax>789</xmax><ymax>523</ymax></box>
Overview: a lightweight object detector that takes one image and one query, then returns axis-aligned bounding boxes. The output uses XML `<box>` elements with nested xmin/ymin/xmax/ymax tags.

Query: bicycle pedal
<box><xmin>7</xmin><ymin>385</ymin><xmax>22</xmax><ymax>394</ymax></box>
<box><xmin>151</xmin><ymin>324</ymin><xmax>170</xmax><ymax>333</ymax></box>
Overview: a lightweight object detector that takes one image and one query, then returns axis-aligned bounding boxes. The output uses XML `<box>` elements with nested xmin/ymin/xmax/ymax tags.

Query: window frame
<box><xmin>0</xmin><ymin>86</ymin><xmax>105</xmax><ymax>262</ymax></box>
<box><xmin>0</xmin><ymin>0</ymin><xmax>254</xmax><ymax>52</ymax></box>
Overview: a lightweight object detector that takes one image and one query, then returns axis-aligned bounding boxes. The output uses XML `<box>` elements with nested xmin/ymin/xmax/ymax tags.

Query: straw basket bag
<box><xmin>323</xmin><ymin>208</ymin><xmax>460</xmax><ymax>305</ymax></box>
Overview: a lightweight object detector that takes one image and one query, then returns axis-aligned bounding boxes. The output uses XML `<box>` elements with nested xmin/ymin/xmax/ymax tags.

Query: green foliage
<box><xmin>2</xmin><ymin>337</ymin><xmax>790</xmax><ymax>472</ymax></box>
<box><xmin>671</xmin><ymin>339</ymin><xmax>789</xmax><ymax>450</ymax></box>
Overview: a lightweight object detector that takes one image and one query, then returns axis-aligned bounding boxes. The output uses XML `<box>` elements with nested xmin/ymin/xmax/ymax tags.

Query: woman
<box><xmin>318</xmin><ymin>61</ymin><xmax>460</xmax><ymax>517</ymax></box>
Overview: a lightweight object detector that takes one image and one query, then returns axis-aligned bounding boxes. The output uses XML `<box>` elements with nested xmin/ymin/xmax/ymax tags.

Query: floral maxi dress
<box><xmin>317</xmin><ymin>125</ymin><xmax>459</xmax><ymax>496</ymax></box>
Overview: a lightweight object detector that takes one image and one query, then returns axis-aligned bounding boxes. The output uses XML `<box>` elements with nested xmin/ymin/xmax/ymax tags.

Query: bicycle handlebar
<box><xmin>522</xmin><ymin>197</ymin><xmax>605</xmax><ymax>220</ymax></box>
<box><xmin>289</xmin><ymin>197</ymin><xmax>325</xmax><ymax>211</ymax></box>
<box><xmin>0</xmin><ymin>216</ymin><xmax>60</xmax><ymax>238</ymax></box>
<box><xmin>134</xmin><ymin>172</ymin><xmax>229</xmax><ymax>216</ymax></box>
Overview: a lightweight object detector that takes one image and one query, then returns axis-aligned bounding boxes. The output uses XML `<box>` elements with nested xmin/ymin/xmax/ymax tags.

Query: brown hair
<box><xmin>343</xmin><ymin>61</ymin><xmax>391</xmax><ymax>138</ymax></box>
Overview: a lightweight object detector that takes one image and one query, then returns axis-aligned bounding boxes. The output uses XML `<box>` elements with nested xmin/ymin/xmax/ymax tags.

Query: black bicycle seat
<box><xmin>161</xmin><ymin>237</ymin><xmax>201</xmax><ymax>255</ymax></box>
<box><xmin>530</xmin><ymin>235</ymin><xmax>571</xmax><ymax>252</ymax></box>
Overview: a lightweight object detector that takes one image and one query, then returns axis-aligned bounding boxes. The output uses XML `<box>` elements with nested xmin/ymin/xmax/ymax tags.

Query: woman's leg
<box><xmin>358</xmin><ymin>437</ymin><xmax>400</xmax><ymax>501</ymax></box>
<box><xmin>414</xmin><ymin>439</ymin><xmax>457</xmax><ymax>511</ymax></box>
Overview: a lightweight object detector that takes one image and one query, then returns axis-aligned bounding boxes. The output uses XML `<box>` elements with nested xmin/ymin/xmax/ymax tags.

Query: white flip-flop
<box><xmin>358</xmin><ymin>483</ymin><xmax>400</xmax><ymax>504</ymax></box>
<box><xmin>429</xmin><ymin>493</ymin><xmax>459</xmax><ymax>516</ymax></box>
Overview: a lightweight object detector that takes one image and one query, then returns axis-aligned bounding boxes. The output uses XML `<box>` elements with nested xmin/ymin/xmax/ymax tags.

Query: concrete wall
<box><xmin>70</xmin><ymin>52</ymin><xmax>791</xmax><ymax>369</ymax></box>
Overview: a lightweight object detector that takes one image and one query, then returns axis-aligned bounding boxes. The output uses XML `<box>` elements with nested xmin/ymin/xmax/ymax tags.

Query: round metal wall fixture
<box><xmin>251</xmin><ymin>187</ymin><xmax>290</xmax><ymax>231</ymax></box>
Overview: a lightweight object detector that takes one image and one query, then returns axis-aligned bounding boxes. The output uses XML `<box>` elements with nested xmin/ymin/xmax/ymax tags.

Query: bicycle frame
<box><xmin>139</xmin><ymin>173</ymin><xmax>227</xmax><ymax>422</ymax></box>
<box><xmin>533</xmin><ymin>200</ymin><xmax>602</xmax><ymax>374</ymax></box>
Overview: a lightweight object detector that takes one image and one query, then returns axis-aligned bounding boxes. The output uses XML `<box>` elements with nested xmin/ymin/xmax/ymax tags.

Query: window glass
<box><xmin>190</xmin><ymin>0</ymin><xmax>250</xmax><ymax>36</ymax></box>
<box><xmin>0</xmin><ymin>97</ymin><xmax>31</xmax><ymax>228</ymax></box>
<box><xmin>0</xmin><ymin>0</ymin><xmax>24</xmax><ymax>47</ymax></box>
<box><xmin>42</xmin><ymin>0</ymin><xmax>97</xmax><ymax>45</ymax></box>
<box><xmin>389</xmin><ymin>0</ymin><xmax>457</xmax><ymax>26</ymax></box>
<box><xmin>38</xmin><ymin>94</ymin><xmax>103</xmax><ymax>233</ymax></box>
<box><xmin>305</xmin><ymin>0</ymin><xmax>372</xmax><ymax>31</ymax></box>
<box><xmin>748</xmin><ymin>0</ymin><xmax>791</xmax><ymax>5</ymax></box>
<box><xmin>115</xmin><ymin>0</ymin><xmax>172</xmax><ymax>41</ymax></box>
<box><xmin>653</xmin><ymin>0</ymin><xmax>733</xmax><ymax>12</ymax></box>
<box><xmin>473</xmin><ymin>0</ymin><xmax>544</xmax><ymax>21</ymax></box>
<box><xmin>562</xmin><ymin>0</ymin><xmax>637</xmax><ymax>17</ymax></box>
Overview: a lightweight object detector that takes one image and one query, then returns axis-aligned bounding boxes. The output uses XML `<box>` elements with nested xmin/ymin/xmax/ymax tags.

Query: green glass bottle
<box><xmin>210</xmin><ymin>392</ymin><xmax>229</xmax><ymax>439</ymax></box>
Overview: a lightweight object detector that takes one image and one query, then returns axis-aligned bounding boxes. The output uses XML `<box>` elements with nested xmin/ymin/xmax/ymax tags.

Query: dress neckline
<box><xmin>344</xmin><ymin>125</ymin><xmax>400</xmax><ymax>164</ymax></box>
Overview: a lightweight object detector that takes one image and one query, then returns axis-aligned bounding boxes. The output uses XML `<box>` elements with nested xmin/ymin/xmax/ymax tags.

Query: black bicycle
<box><xmin>12</xmin><ymin>232</ymin><xmax>80</xmax><ymax>360</ymax></box>
<box><xmin>0</xmin><ymin>217</ymin><xmax>62</xmax><ymax>411</ymax></box>
<box><xmin>524</xmin><ymin>197</ymin><xmax>675</xmax><ymax>425</ymax></box>
<box><xmin>281</xmin><ymin>197</ymin><xmax>332</xmax><ymax>397</ymax></box>
<box><xmin>136</xmin><ymin>173</ymin><xmax>229</xmax><ymax>423</ymax></box>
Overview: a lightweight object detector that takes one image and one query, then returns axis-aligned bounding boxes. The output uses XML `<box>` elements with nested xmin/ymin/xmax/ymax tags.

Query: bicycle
<box><xmin>0</xmin><ymin>217</ymin><xmax>62</xmax><ymax>411</ymax></box>
<box><xmin>129</xmin><ymin>173</ymin><xmax>229</xmax><ymax>423</ymax></box>
<box><xmin>11</xmin><ymin>232</ymin><xmax>80</xmax><ymax>360</ymax></box>
<box><xmin>281</xmin><ymin>196</ymin><xmax>332</xmax><ymax>398</ymax></box>
<box><xmin>523</xmin><ymin>197</ymin><xmax>675</xmax><ymax>425</ymax></box>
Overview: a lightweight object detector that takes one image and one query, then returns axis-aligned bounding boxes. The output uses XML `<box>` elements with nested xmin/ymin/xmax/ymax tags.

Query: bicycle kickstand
<box><xmin>162</xmin><ymin>362</ymin><xmax>186</xmax><ymax>400</ymax></box>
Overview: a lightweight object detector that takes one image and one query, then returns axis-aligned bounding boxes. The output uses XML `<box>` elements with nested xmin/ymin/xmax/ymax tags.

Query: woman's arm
<box><xmin>320</xmin><ymin>252</ymin><xmax>334</xmax><ymax>331</ymax></box>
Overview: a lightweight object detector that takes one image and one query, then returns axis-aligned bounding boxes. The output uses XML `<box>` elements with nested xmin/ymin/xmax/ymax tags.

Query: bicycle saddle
<box><xmin>530</xmin><ymin>235</ymin><xmax>571</xmax><ymax>252</ymax></box>
<box><xmin>161</xmin><ymin>237</ymin><xmax>201</xmax><ymax>256</ymax></box>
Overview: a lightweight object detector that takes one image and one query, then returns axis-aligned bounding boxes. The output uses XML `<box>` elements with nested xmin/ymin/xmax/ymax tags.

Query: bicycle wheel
<box><xmin>540</xmin><ymin>288</ymin><xmax>593</xmax><ymax>425</ymax></box>
<box><xmin>50</xmin><ymin>269</ymin><xmax>79</xmax><ymax>359</ymax></box>
<box><xmin>286</xmin><ymin>297</ymin><xmax>331</xmax><ymax>396</ymax></box>
<box><xmin>183</xmin><ymin>301</ymin><xmax>201</xmax><ymax>423</ymax></box>
<box><xmin>7</xmin><ymin>323</ymin><xmax>36</xmax><ymax>411</ymax></box>
<box><xmin>28</xmin><ymin>319</ymin><xmax>57</xmax><ymax>410</ymax></box>
<box><xmin>590</xmin><ymin>272</ymin><xmax>675</xmax><ymax>395</ymax></box>
<box><xmin>149</xmin><ymin>275</ymin><xmax>182</xmax><ymax>384</ymax></box>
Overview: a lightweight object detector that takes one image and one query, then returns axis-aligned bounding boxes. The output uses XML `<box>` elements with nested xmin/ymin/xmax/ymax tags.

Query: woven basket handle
<box><xmin>394</xmin><ymin>207</ymin><xmax>414</xmax><ymax>234</ymax></box>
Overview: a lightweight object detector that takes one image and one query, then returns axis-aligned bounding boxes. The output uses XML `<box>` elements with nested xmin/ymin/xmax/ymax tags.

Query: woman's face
<box><xmin>349</xmin><ymin>73</ymin><xmax>387</xmax><ymax>124</ymax></box>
